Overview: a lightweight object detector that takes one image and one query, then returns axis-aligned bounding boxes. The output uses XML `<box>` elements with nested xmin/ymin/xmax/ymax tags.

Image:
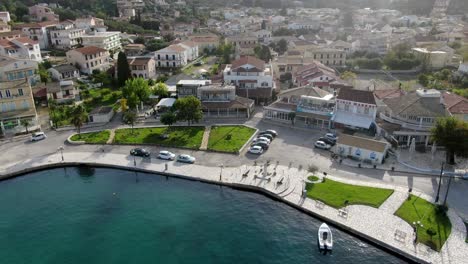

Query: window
<box><xmin>22</xmin><ymin>100</ymin><xmax>29</xmax><ymax>109</ymax></box>
<box><xmin>0</xmin><ymin>91</ymin><xmax>2</xmax><ymax>98</ymax></box>
<box><xmin>157</xmin><ymin>54</ymin><xmax>160</xmax><ymax>60</ymax></box>
<box><xmin>364</xmin><ymin>107</ymin><xmax>369</xmax><ymax>114</ymax></box>
<box><xmin>5</xmin><ymin>90</ymin><xmax>11</xmax><ymax>98</ymax></box>
<box><xmin>18</xmin><ymin>88</ymin><xmax>23</xmax><ymax>96</ymax></box>
<box><xmin>172</xmin><ymin>55</ymin><xmax>176</xmax><ymax>60</ymax></box>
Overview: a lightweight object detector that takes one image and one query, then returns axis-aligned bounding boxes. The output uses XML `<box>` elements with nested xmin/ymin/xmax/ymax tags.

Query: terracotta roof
<box><xmin>337</xmin><ymin>89</ymin><xmax>376</xmax><ymax>105</ymax></box>
<box><xmin>374</xmin><ymin>89</ymin><xmax>404</xmax><ymax>100</ymax></box>
<box><xmin>443</xmin><ymin>92</ymin><xmax>468</xmax><ymax>114</ymax></box>
<box><xmin>72</xmin><ymin>46</ymin><xmax>107</xmax><ymax>55</ymax></box>
<box><xmin>180</xmin><ymin>41</ymin><xmax>197</xmax><ymax>47</ymax></box>
<box><xmin>167</xmin><ymin>44</ymin><xmax>187</xmax><ymax>52</ymax></box>
<box><xmin>0</xmin><ymin>30</ymin><xmax>22</xmax><ymax>38</ymax></box>
<box><xmin>278</xmin><ymin>86</ymin><xmax>330</xmax><ymax>99</ymax></box>
<box><xmin>231</xmin><ymin>56</ymin><xmax>265</xmax><ymax>71</ymax></box>
<box><xmin>127</xmin><ymin>57</ymin><xmax>153</xmax><ymax>66</ymax></box>
<box><xmin>337</xmin><ymin>134</ymin><xmax>388</xmax><ymax>153</ymax></box>
<box><xmin>13</xmin><ymin>37</ymin><xmax>38</xmax><ymax>45</ymax></box>
<box><xmin>14</xmin><ymin>21</ymin><xmax>58</xmax><ymax>29</ymax></box>
<box><xmin>383</xmin><ymin>92</ymin><xmax>446</xmax><ymax>117</ymax></box>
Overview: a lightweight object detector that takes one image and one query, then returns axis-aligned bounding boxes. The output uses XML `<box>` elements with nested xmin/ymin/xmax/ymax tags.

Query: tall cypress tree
<box><xmin>117</xmin><ymin>52</ymin><xmax>131</xmax><ymax>87</ymax></box>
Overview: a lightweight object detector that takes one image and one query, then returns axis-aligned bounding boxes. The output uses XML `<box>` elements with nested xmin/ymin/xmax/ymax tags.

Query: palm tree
<box><xmin>20</xmin><ymin>119</ymin><xmax>31</xmax><ymax>134</ymax></box>
<box><xmin>70</xmin><ymin>105</ymin><xmax>88</xmax><ymax>136</ymax></box>
<box><xmin>431</xmin><ymin>117</ymin><xmax>468</xmax><ymax>165</ymax></box>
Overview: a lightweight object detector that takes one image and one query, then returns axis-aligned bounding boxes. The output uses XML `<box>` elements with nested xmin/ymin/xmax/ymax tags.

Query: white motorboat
<box><xmin>318</xmin><ymin>223</ymin><xmax>333</xmax><ymax>252</ymax></box>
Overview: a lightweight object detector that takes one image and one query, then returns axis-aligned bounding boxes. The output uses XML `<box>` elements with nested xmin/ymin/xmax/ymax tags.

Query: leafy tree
<box><xmin>254</xmin><ymin>45</ymin><xmax>272</xmax><ymax>62</ymax></box>
<box><xmin>146</xmin><ymin>39</ymin><xmax>168</xmax><ymax>52</ymax></box>
<box><xmin>277</xmin><ymin>39</ymin><xmax>288</xmax><ymax>55</ymax></box>
<box><xmin>122</xmin><ymin>78</ymin><xmax>151</xmax><ymax>107</ymax></box>
<box><xmin>70</xmin><ymin>104</ymin><xmax>88</xmax><ymax>135</ymax></box>
<box><xmin>127</xmin><ymin>93</ymin><xmax>139</xmax><ymax>110</ymax></box>
<box><xmin>134</xmin><ymin>36</ymin><xmax>145</xmax><ymax>45</ymax></box>
<box><xmin>340</xmin><ymin>71</ymin><xmax>357</xmax><ymax>84</ymax></box>
<box><xmin>38</xmin><ymin>68</ymin><xmax>50</xmax><ymax>86</ymax></box>
<box><xmin>152</xmin><ymin>82</ymin><xmax>169</xmax><ymax>98</ymax></box>
<box><xmin>160</xmin><ymin>111</ymin><xmax>177</xmax><ymax>128</ymax></box>
<box><xmin>123</xmin><ymin>110</ymin><xmax>137</xmax><ymax>134</ymax></box>
<box><xmin>174</xmin><ymin>96</ymin><xmax>203</xmax><ymax>125</ymax></box>
<box><xmin>20</xmin><ymin>119</ymin><xmax>30</xmax><ymax>134</ymax></box>
<box><xmin>431</xmin><ymin>117</ymin><xmax>468</xmax><ymax>165</ymax></box>
<box><xmin>117</xmin><ymin>52</ymin><xmax>131</xmax><ymax>87</ymax></box>
<box><xmin>418</xmin><ymin>74</ymin><xmax>430</xmax><ymax>87</ymax></box>
<box><xmin>217</xmin><ymin>43</ymin><xmax>234</xmax><ymax>64</ymax></box>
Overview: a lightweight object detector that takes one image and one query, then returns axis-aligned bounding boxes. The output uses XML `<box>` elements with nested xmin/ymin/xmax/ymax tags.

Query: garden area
<box><xmin>207</xmin><ymin>125</ymin><xmax>256</xmax><ymax>153</ymax></box>
<box><xmin>70</xmin><ymin>130</ymin><xmax>110</xmax><ymax>144</ymax></box>
<box><xmin>395</xmin><ymin>195</ymin><xmax>452</xmax><ymax>251</ymax></box>
<box><xmin>304</xmin><ymin>178</ymin><xmax>394</xmax><ymax>209</ymax></box>
<box><xmin>113</xmin><ymin>127</ymin><xmax>204</xmax><ymax>149</ymax></box>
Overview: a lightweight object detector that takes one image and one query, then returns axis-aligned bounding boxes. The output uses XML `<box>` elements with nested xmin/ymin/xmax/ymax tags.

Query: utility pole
<box><xmin>435</xmin><ymin>162</ymin><xmax>444</xmax><ymax>203</ymax></box>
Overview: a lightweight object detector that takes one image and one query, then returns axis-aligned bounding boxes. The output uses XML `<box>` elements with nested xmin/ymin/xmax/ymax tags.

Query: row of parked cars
<box><xmin>248</xmin><ymin>129</ymin><xmax>278</xmax><ymax>155</ymax></box>
<box><xmin>314</xmin><ymin>133</ymin><xmax>338</xmax><ymax>150</ymax></box>
<box><xmin>130</xmin><ymin>148</ymin><xmax>196</xmax><ymax>164</ymax></box>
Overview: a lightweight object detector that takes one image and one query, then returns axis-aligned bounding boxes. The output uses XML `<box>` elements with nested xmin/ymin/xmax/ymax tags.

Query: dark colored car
<box><xmin>252</xmin><ymin>142</ymin><xmax>269</xmax><ymax>150</ymax></box>
<box><xmin>318</xmin><ymin>137</ymin><xmax>336</xmax><ymax>146</ymax></box>
<box><xmin>130</xmin><ymin>148</ymin><xmax>150</xmax><ymax>157</ymax></box>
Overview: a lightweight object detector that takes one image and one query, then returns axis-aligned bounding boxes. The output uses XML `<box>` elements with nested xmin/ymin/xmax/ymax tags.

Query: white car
<box><xmin>30</xmin><ymin>132</ymin><xmax>47</xmax><ymax>142</ymax></box>
<box><xmin>253</xmin><ymin>136</ymin><xmax>271</xmax><ymax>144</ymax></box>
<box><xmin>157</xmin><ymin>150</ymin><xmax>175</xmax><ymax>160</ymax></box>
<box><xmin>314</xmin><ymin>141</ymin><xmax>331</xmax><ymax>150</ymax></box>
<box><xmin>265</xmin><ymin>129</ymin><xmax>278</xmax><ymax>137</ymax></box>
<box><xmin>325</xmin><ymin>133</ymin><xmax>337</xmax><ymax>141</ymax></box>
<box><xmin>248</xmin><ymin>145</ymin><xmax>263</xmax><ymax>154</ymax></box>
<box><xmin>177</xmin><ymin>154</ymin><xmax>196</xmax><ymax>163</ymax></box>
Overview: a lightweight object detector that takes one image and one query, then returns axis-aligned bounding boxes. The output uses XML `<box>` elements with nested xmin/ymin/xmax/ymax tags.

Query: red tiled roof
<box><xmin>374</xmin><ymin>89</ymin><xmax>405</xmax><ymax>100</ymax></box>
<box><xmin>443</xmin><ymin>92</ymin><xmax>468</xmax><ymax>114</ymax></box>
<box><xmin>72</xmin><ymin>46</ymin><xmax>107</xmax><ymax>55</ymax></box>
<box><xmin>127</xmin><ymin>57</ymin><xmax>152</xmax><ymax>66</ymax></box>
<box><xmin>13</xmin><ymin>37</ymin><xmax>38</xmax><ymax>45</ymax></box>
<box><xmin>337</xmin><ymin>89</ymin><xmax>376</xmax><ymax>105</ymax></box>
<box><xmin>231</xmin><ymin>56</ymin><xmax>265</xmax><ymax>71</ymax></box>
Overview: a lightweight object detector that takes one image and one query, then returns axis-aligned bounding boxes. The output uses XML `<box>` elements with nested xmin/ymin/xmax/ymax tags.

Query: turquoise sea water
<box><xmin>0</xmin><ymin>167</ymin><xmax>406</xmax><ymax>264</ymax></box>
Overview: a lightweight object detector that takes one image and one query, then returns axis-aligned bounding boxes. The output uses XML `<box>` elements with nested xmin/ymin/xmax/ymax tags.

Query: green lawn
<box><xmin>83</xmin><ymin>88</ymin><xmax>122</xmax><ymax>112</ymax></box>
<box><xmin>114</xmin><ymin>127</ymin><xmax>204</xmax><ymax>149</ymax></box>
<box><xmin>395</xmin><ymin>195</ymin><xmax>452</xmax><ymax>251</ymax></box>
<box><xmin>305</xmin><ymin>179</ymin><xmax>394</xmax><ymax>209</ymax></box>
<box><xmin>207</xmin><ymin>125</ymin><xmax>256</xmax><ymax>153</ymax></box>
<box><xmin>70</xmin><ymin>130</ymin><xmax>110</xmax><ymax>144</ymax></box>
<box><xmin>308</xmin><ymin>175</ymin><xmax>319</xmax><ymax>181</ymax></box>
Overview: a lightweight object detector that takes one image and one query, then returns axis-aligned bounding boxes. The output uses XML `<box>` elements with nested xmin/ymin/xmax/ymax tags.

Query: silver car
<box><xmin>177</xmin><ymin>154</ymin><xmax>196</xmax><ymax>163</ymax></box>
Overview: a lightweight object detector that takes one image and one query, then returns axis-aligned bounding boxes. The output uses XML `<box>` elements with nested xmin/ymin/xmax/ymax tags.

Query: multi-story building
<box><xmin>66</xmin><ymin>46</ymin><xmax>110</xmax><ymax>75</ymax></box>
<box><xmin>304</xmin><ymin>47</ymin><xmax>346</xmax><ymax>67</ymax></box>
<box><xmin>116</xmin><ymin>0</ymin><xmax>145</xmax><ymax>19</ymax></box>
<box><xmin>0</xmin><ymin>11</ymin><xmax>11</xmax><ymax>33</ymax></box>
<box><xmin>0</xmin><ymin>79</ymin><xmax>38</xmax><ymax>134</ymax></box>
<box><xmin>176</xmin><ymin>80</ymin><xmax>212</xmax><ymax>98</ymax></box>
<box><xmin>0</xmin><ymin>11</ymin><xmax>11</xmax><ymax>24</ymax></box>
<box><xmin>48</xmin><ymin>64</ymin><xmax>80</xmax><ymax>81</ymax></box>
<box><xmin>292</xmin><ymin>62</ymin><xmax>339</xmax><ymax>89</ymax></box>
<box><xmin>0</xmin><ymin>56</ymin><xmax>38</xmax><ymax>86</ymax></box>
<box><xmin>0</xmin><ymin>30</ymin><xmax>22</xmax><ymax>41</ymax></box>
<box><xmin>188</xmin><ymin>34</ymin><xmax>220</xmax><ymax>53</ymax></box>
<box><xmin>28</xmin><ymin>4</ymin><xmax>59</xmax><ymax>22</ymax></box>
<box><xmin>0</xmin><ymin>37</ymin><xmax>42</xmax><ymax>61</ymax></box>
<box><xmin>154</xmin><ymin>44</ymin><xmax>187</xmax><ymax>68</ymax></box>
<box><xmin>81</xmin><ymin>31</ymin><xmax>121</xmax><ymax>53</ymax></box>
<box><xmin>123</xmin><ymin>43</ymin><xmax>145</xmax><ymax>56</ymax></box>
<box><xmin>127</xmin><ymin>57</ymin><xmax>156</xmax><ymax>79</ymax></box>
<box><xmin>226</xmin><ymin>34</ymin><xmax>258</xmax><ymax>48</ymax></box>
<box><xmin>176</xmin><ymin>41</ymin><xmax>199</xmax><ymax>61</ymax></box>
<box><xmin>332</xmin><ymin>89</ymin><xmax>377</xmax><ymax>131</ymax></box>
<box><xmin>197</xmin><ymin>84</ymin><xmax>254</xmax><ymax>118</ymax></box>
<box><xmin>14</xmin><ymin>21</ymin><xmax>58</xmax><ymax>49</ymax></box>
<box><xmin>46</xmin><ymin>80</ymin><xmax>78</xmax><ymax>103</ymax></box>
<box><xmin>74</xmin><ymin>17</ymin><xmax>106</xmax><ymax>33</ymax></box>
<box><xmin>223</xmin><ymin>56</ymin><xmax>275</xmax><ymax>104</ymax></box>
<box><xmin>50</xmin><ymin>21</ymin><xmax>85</xmax><ymax>50</ymax></box>
<box><xmin>377</xmin><ymin>89</ymin><xmax>448</xmax><ymax>146</ymax></box>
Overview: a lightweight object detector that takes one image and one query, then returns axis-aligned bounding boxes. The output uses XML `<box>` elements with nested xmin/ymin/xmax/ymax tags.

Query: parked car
<box><xmin>325</xmin><ymin>133</ymin><xmax>337</xmax><ymax>141</ymax></box>
<box><xmin>252</xmin><ymin>142</ymin><xmax>269</xmax><ymax>150</ymax></box>
<box><xmin>248</xmin><ymin>145</ymin><xmax>263</xmax><ymax>154</ymax></box>
<box><xmin>30</xmin><ymin>132</ymin><xmax>47</xmax><ymax>142</ymax></box>
<box><xmin>318</xmin><ymin>137</ymin><xmax>336</xmax><ymax>146</ymax></box>
<box><xmin>257</xmin><ymin>133</ymin><xmax>273</xmax><ymax>141</ymax></box>
<box><xmin>258</xmin><ymin>131</ymin><xmax>276</xmax><ymax>138</ymax></box>
<box><xmin>158</xmin><ymin>150</ymin><xmax>176</xmax><ymax>160</ymax></box>
<box><xmin>177</xmin><ymin>154</ymin><xmax>196</xmax><ymax>164</ymax></box>
<box><xmin>314</xmin><ymin>141</ymin><xmax>331</xmax><ymax>150</ymax></box>
<box><xmin>130</xmin><ymin>148</ymin><xmax>150</xmax><ymax>157</ymax></box>
<box><xmin>253</xmin><ymin>137</ymin><xmax>270</xmax><ymax>145</ymax></box>
<box><xmin>265</xmin><ymin>130</ymin><xmax>278</xmax><ymax>137</ymax></box>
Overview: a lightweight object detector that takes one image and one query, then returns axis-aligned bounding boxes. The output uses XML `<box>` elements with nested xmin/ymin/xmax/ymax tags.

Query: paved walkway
<box><xmin>199</xmin><ymin>126</ymin><xmax>211</xmax><ymax>151</ymax></box>
<box><xmin>106</xmin><ymin>129</ymin><xmax>115</xmax><ymax>144</ymax></box>
<box><xmin>0</xmin><ymin>151</ymin><xmax>466</xmax><ymax>264</ymax></box>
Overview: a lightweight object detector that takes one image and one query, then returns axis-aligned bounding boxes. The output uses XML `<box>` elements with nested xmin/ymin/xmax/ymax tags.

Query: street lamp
<box><xmin>412</xmin><ymin>221</ymin><xmax>423</xmax><ymax>245</ymax></box>
<box><xmin>219</xmin><ymin>164</ymin><xmax>224</xmax><ymax>182</ymax></box>
<box><xmin>435</xmin><ymin>162</ymin><xmax>444</xmax><ymax>203</ymax></box>
<box><xmin>57</xmin><ymin>146</ymin><xmax>64</xmax><ymax>161</ymax></box>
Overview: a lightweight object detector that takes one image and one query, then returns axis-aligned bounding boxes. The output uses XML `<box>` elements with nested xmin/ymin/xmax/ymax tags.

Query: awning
<box><xmin>156</xmin><ymin>98</ymin><xmax>176</xmax><ymax>108</ymax></box>
<box><xmin>332</xmin><ymin>112</ymin><xmax>373</xmax><ymax>129</ymax></box>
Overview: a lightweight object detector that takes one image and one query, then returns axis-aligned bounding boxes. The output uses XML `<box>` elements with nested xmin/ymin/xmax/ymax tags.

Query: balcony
<box><xmin>379</xmin><ymin>113</ymin><xmax>433</xmax><ymax>131</ymax></box>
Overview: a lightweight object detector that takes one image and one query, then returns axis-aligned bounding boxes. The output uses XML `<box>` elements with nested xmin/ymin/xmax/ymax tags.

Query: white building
<box><xmin>335</xmin><ymin>134</ymin><xmax>389</xmax><ymax>164</ymax></box>
<box><xmin>154</xmin><ymin>44</ymin><xmax>187</xmax><ymax>68</ymax></box>
<box><xmin>0</xmin><ymin>56</ymin><xmax>38</xmax><ymax>85</ymax></box>
<box><xmin>333</xmin><ymin>89</ymin><xmax>377</xmax><ymax>131</ymax></box>
<box><xmin>50</xmin><ymin>21</ymin><xmax>85</xmax><ymax>50</ymax></box>
<box><xmin>223</xmin><ymin>56</ymin><xmax>275</xmax><ymax>104</ymax></box>
<box><xmin>127</xmin><ymin>57</ymin><xmax>157</xmax><ymax>79</ymax></box>
<box><xmin>48</xmin><ymin>64</ymin><xmax>80</xmax><ymax>81</ymax></box>
<box><xmin>74</xmin><ymin>17</ymin><xmax>106</xmax><ymax>33</ymax></box>
<box><xmin>46</xmin><ymin>80</ymin><xmax>78</xmax><ymax>103</ymax></box>
<box><xmin>0</xmin><ymin>37</ymin><xmax>42</xmax><ymax>61</ymax></box>
<box><xmin>82</xmin><ymin>31</ymin><xmax>121</xmax><ymax>53</ymax></box>
<box><xmin>88</xmin><ymin>106</ymin><xmax>114</xmax><ymax>123</ymax></box>
<box><xmin>66</xmin><ymin>46</ymin><xmax>111</xmax><ymax>75</ymax></box>
<box><xmin>28</xmin><ymin>4</ymin><xmax>59</xmax><ymax>22</ymax></box>
<box><xmin>0</xmin><ymin>12</ymin><xmax>11</xmax><ymax>33</ymax></box>
<box><xmin>176</xmin><ymin>41</ymin><xmax>199</xmax><ymax>61</ymax></box>
<box><xmin>14</xmin><ymin>21</ymin><xmax>58</xmax><ymax>50</ymax></box>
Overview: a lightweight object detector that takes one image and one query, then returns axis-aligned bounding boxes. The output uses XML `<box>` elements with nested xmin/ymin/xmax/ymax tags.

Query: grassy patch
<box><xmin>305</xmin><ymin>179</ymin><xmax>393</xmax><ymax>209</ymax></box>
<box><xmin>308</xmin><ymin>175</ymin><xmax>319</xmax><ymax>181</ymax></box>
<box><xmin>70</xmin><ymin>130</ymin><xmax>110</xmax><ymax>144</ymax></box>
<box><xmin>395</xmin><ymin>195</ymin><xmax>452</xmax><ymax>251</ymax></box>
<box><xmin>114</xmin><ymin>127</ymin><xmax>204</xmax><ymax>149</ymax></box>
<box><xmin>83</xmin><ymin>88</ymin><xmax>122</xmax><ymax>112</ymax></box>
<box><xmin>207</xmin><ymin>125</ymin><xmax>256</xmax><ymax>153</ymax></box>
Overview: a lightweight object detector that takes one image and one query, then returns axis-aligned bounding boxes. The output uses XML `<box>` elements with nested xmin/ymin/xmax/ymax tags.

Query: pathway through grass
<box><xmin>207</xmin><ymin>125</ymin><xmax>256</xmax><ymax>153</ymax></box>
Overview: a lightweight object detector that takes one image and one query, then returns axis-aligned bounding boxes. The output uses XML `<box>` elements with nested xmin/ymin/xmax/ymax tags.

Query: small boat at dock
<box><xmin>318</xmin><ymin>223</ymin><xmax>333</xmax><ymax>253</ymax></box>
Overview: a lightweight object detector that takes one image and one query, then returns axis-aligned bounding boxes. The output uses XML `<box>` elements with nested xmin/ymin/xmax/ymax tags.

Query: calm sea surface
<box><xmin>0</xmin><ymin>167</ymin><xmax>406</xmax><ymax>263</ymax></box>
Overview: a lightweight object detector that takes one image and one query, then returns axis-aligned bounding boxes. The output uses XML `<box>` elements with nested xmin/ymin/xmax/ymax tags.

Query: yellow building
<box><xmin>0</xmin><ymin>79</ymin><xmax>38</xmax><ymax>134</ymax></box>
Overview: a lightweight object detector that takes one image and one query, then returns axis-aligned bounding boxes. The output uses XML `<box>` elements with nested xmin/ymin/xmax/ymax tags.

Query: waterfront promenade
<box><xmin>1</xmin><ymin>151</ymin><xmax>466</xmax><ymax>264</ymax></box>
